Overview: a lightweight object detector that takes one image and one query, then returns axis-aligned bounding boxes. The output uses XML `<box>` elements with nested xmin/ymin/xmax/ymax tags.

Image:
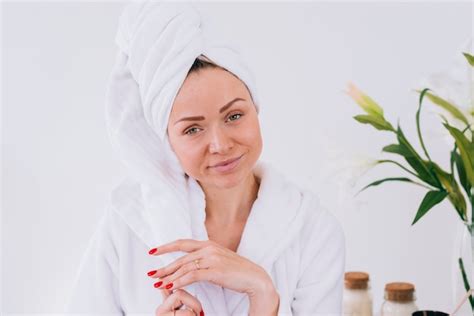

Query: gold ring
<box><xmin>194</xmin><ymin>259</ymin><xmax>200</xmax><ymax>270</ymax></box>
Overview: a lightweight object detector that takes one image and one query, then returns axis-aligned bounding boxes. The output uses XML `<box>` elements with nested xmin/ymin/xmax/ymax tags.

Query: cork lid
<box><xmin>345</xmin><ymin>272</ymin><xmax>369</xmax><ymax>289</ymax></box>
<box><xmin>384</xmin><ymin>282</ymin><xmax>415</xmax><ymax>302</ymax></box>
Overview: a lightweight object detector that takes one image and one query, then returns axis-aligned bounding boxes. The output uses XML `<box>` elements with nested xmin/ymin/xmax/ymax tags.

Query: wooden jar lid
<box><xmin>345</xmin><ymin>272</ymin><xmax>369</xmax><ymax>289</ymax></box>
<box><xmin>384</xmin><ymin>282</ymin><xmax>415</xmax><ymax>302</ymax></box>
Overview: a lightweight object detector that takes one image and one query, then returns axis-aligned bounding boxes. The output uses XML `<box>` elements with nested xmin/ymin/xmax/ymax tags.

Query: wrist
<box><xmin>248</xmin><ymin>277</ymin><xmax>279</xmax><ymax>316</ymax></box>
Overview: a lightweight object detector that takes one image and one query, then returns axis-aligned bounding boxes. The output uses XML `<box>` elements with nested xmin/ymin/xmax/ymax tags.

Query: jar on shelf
<box><xmin>343</xmin><ymin>271</ymin><xmax>373</xmax><ymax>316</ymax></box>
<box><xmin>381</xmin><ymin>282</ymin><xmax>418</xmax><ymax>316</ymax></box>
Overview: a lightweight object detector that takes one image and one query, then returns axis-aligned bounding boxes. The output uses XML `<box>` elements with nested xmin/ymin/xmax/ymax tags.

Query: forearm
<box><xmin>247</xmin><ymin>280</ymin><xmax>280</xmax><ymax>316</ymax></box>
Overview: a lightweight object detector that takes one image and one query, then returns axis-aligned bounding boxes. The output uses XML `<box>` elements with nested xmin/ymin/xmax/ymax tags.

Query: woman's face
<box><xmin>167</xmin><ymin>67</ymin><xmax>263</xmax><ymax>190</ymax></box>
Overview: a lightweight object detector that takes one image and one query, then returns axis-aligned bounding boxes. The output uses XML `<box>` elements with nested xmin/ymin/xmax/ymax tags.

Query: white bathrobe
<box><xmin>66</xmin><ymin>3</ymin><xmax>345</xmax><ymax>315</ymax></box>
<box><xmin>66</xmin><ymin>160</ymin><xmax>345</xmax><ymax>316</ymax></box>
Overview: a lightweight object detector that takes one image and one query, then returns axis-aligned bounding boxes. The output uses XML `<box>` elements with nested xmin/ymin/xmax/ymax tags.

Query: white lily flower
<box><xmin>324</xmin><ymin>147</ymin><xmax>380</xmax><ymax>188</ymax></box>
<box><xmin>414</xmin><ymin>37</ymin><xmax>473</xmax><ymax>143</ymax></box>
<box><xmin>321</xmin><ymin>146</ymin><xmax>378</xmax><ymax>214</ymax></box>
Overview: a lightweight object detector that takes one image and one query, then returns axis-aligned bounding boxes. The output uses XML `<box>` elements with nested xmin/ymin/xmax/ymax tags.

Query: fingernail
<box><xmin>148</xmin><ymin>248</ymin><xmax>158</xmax><ymax>255</ymax></box>
<box><xmin>147</xmin><ymin>270</ymin><xmax>157</xmax><ymax>276</ymax></box>
<box><xmin>165</xmin><ymin>282</ymin><xmax>173</xmax><ymax>289</ymax></box>
<box><xmin>153</xmin><ymin>281</ymin><xmax>163</xmax><ymax>288</ymax></box>
<box><xmin>200</xmin><ymin>310</ymin><xmax>205</xmax><ymax>316</ymax></box>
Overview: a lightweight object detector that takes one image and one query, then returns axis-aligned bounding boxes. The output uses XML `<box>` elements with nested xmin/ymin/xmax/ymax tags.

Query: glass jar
<box><xmin>343</xmin><ymin>271</ymin><xmax>373</xmax><ymax>316</ymax></box>
<box><xmin>380</xmin><ymin>282</ymin><xmax>418</xmax><ymax>316</ymax></box>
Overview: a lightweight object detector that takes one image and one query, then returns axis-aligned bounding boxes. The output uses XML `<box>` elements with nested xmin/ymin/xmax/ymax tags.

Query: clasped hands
<box><xmin>147</xmin><ymin>239</ymin><xmax>279</xmax><ymax>316</ymax></box>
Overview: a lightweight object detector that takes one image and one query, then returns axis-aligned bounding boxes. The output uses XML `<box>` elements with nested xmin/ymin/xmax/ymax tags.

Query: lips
<box><xmin>210</xmin><ymin>155</ymin><xmax>242</xmax><ymax>168</ymax></box>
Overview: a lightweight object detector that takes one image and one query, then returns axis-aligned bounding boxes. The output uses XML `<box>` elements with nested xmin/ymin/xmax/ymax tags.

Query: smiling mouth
<box><xmin>210</xmin><ymin>155</ymin><xmax>243</xmax><ymax>168</ymax></box>
<box><xmin>209</xmin><ymin>154</ymin><xmax>244</xmax><ymax>172</ymax></box>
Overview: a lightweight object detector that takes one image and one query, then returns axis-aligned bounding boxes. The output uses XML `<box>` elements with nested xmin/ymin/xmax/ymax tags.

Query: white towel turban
<box><xmin>104</xmin><ymin>1</ymin><xmax>261</xmax><ymax>265</ymax></box>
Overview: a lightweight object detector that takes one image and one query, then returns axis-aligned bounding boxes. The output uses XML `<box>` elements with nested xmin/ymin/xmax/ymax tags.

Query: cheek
<box><xmin>239</xmin><ymin>117</ymin><xmax>262</xmax><ymax>147</ymax></box>
<box><xmin>177</xmin><ymin>143</ymin><xmax>201</xmax><ymax>167</ymax></box>
<box><xmin>169</xmin><ymin>135</ymin><xmax>202</xmax><ymax>170</ymax></box>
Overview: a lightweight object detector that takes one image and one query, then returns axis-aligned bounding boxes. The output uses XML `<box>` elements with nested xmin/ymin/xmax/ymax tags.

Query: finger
<box><xmin>161</xmin><ymin>269</ymin><xmax>212</xmax><ymax>291</ymax></box>
<box><xmin>160</xmin><ymin>289</ymin><xmax>184</xmax><ymax>312</ymax></box>
<box><xmin>156</xmin><ymin>308</ymin><xmax>194</xmax><ymax>316</ymax></box>
<box><xmin>158</xmin><ymin>289</ymin><xmax>203</xmax><ymax>316</ymax></box>
<box><xmin>149</xmin><ymin>239</ymin><xmax>211</xmax><ymax>256</ymax></box>
<box><xmin>156</xmin><ymin>291</ymin><xmax>182</xmax><ymax>316</ymax></box>
<box><xmin>160</xmin><ymin>288</ymin><xmax>172</xmax><ymax>300</ymax></box>
<box><xmin>156</xmin><ymin>258</ymin><xmax>210</xmax><ymax>289</ymax></box>
<box><xmin>175</xmin><ymin>310</ymin><xmax>198</xmax><ymax>316</ymax></box>
<box><xmin>175</xmin><ymin>311</ymin><xmax>197</xmax><ymax>316</ymax></box>
<box><xmin>152</xmin><ymin>251</ymin><xmax>203</xmax><ymax>279</ymax></box>
<box><xmin>157</xmin><ymin>309</ymin><xmax>195</xmax><ymax>316</ymax></box>
<box><xmin>153</xmin><ymin>250</ymin><xmax>208</xmax><ymax>279</ymax></box>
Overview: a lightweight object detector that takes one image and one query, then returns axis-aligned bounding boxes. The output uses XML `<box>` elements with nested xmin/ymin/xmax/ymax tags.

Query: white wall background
<box><xmin>2</xmin><ymin>1</ymin><xmax>473</xmax><ymax>314</ymax></box>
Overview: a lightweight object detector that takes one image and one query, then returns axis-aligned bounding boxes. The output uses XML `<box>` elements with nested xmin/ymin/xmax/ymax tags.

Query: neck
<box><xmin>202</xmin><ymin>172</ymin><xmax>260</xmax><ymax>226</ymax></box>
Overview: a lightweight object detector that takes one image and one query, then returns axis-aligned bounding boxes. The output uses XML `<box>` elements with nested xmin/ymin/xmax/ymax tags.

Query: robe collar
<box><xmin>109</xmin><ymin>160</ymin><xmax>311</xmax><ymax>315</ymax></box>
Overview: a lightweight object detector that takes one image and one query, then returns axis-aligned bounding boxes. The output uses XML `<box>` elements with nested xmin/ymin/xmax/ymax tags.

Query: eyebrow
<box><xmin>174</xmin><ymin>97</ymin><xmax>246</xmax><ymax>125</ymax></box>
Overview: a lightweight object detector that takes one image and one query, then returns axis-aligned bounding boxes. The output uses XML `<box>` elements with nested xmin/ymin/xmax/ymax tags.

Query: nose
<box><xmin>208</xmin><ymin>125</ymin><xmax>234</xmax><ymax>154</ymax></box>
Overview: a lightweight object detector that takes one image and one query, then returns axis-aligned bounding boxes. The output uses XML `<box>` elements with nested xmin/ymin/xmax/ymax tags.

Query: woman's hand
<box><xmin>155</xmin><ymin>288</ymin><xmax>204</xmax><ymax>316</ymax></box>
<box><xmin>147</xmin><ymin>239</ymin><xmax>279</xmax><ymax>315</ymax></box>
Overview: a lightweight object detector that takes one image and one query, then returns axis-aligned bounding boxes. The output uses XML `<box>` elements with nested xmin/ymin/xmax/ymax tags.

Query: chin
<box><xmin>203</xmin><ymin>166</ymin><xmax>243</xmax><ymax>188</ymax></box>
<box><xmin>215</xmin><ymin>165</ymin><xmax>255</xmax><ymax>188</ymax></box>
<box><xmin>217</xmin><ymin>178</ymin><xmax>243</xmax><ymax>189</ymax></box>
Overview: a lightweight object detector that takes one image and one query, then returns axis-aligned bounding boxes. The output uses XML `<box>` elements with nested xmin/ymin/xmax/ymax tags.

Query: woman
<box><xmin>66</xmin><ymin>2</ymin><xmax>345</xmax><ymax>316</ymax></box>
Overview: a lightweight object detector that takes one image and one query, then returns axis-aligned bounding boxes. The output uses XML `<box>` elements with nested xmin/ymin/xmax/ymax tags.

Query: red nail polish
<box><xmin>165</xmin><ymin>282</ymin><xmax>173</xmax><ymax>289</ymax></box>
<box><xmin>200</xmin><ymin>310</ymin><xmax>205</xmax><ymax>316</ymax></box>
<box><xmin>147</xmin><ymin>270</ymin><xmax>157</xmax><ymax>276</ymax></box>
<box><xmin>148</xmin><ymin>248</ymin><xmax>158</xmax><ymax>255</ymax></box>
<box><xmin>154</xmin><ymin>281</ymin><xmax>163</xmax><ymax>288</ymax></box>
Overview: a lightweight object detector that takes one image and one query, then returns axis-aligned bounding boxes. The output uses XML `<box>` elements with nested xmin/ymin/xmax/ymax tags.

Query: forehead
<box><xmin>171</xmin><ymin>67</ymin><xmax>250</xmax><ymax>114</ymax></box>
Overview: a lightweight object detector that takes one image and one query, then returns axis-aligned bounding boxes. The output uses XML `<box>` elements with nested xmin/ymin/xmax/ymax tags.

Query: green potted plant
<box><xmin>345</xmin><ymin>51</ymin><xmax>474</xmax><ymax>312</ymax></box>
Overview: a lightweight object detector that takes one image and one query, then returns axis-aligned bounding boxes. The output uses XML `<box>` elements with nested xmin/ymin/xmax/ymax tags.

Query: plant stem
<box><xmin>454</xmin><ymin>123</ymin><xmax>473</xmax><ymax>312</ymax></box>
<box><xmin>469</xmin><ymin>122</ymin><xmax>473</xmax><ymax>311</ymax></box>
<box><xmin>471</xmin><ymin>187</ymin><xmax>474</xmax><ymax>298</ymax></box>
<box><xmin>459</xmin><ymin>256</ymin><xmax>474</xmax><ymax>310</ymax></box>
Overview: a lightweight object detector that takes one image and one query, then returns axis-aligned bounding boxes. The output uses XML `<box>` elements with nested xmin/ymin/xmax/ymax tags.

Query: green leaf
<box><xmin>354</xmin><ymin>114</ymin><xmax>394</xmax><ymax>131</ymax></box>
<box><xmin>411</xmin><ymin>190</ymin><xmax>448</xmax><ymax>225</ymax></box>
<box><xmin>463</xmin><ymin>52</ymin><xmax>474</xmax><ymax>67</ymax></box>
<box><xmin>420</xmin><ymin>91</ymin><xmax>470</xmax><ymax>125</ymax></box>
<box><xmin>382</xmin><ymin>144</ymin><xmax>412</xmax><ymax>157</ymax></box>
<box><xmin>396</xmin><ymin>127</ymin><xmax>441</xmax><ymax>188</ymax></box>
<box><xmin>377</xmin><ymin>159</ymin><xmax>420</xmax><ymax>179</ymax></box>
<box><xmin>453</xmin><ymin>150</ymin><xmax>471</xmax><ymax>196</ymax></box>
<box><xmin>444</xmin><ymin>123</ymin><xmax>474</xmax><ymax>187</ymax></box>
<box><xmin>416</xmin><ymin>88</ymin><xmax>434</xmax><ymax>162</ymax></box>
<box><xmin>430</xmin><ymin>162</ymin><xmax>467</xmax><ymax>221</ymax></box>
<box><xmin>357</xmin><ymin>177</ymin><xmax>417</xmax><ymax>195</ymax></box>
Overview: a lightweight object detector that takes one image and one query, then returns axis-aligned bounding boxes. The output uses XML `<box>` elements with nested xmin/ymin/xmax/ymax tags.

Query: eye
<box><xmin>183</xmin><ymin>113</ymin><xmax>243</xmax><ymax>136</ymax></box>
<box><xmin>184</xmin><ymin>127</ymin><xmax>201</xmax><ymax>136</ymax></box>
<box><xmin>227</xmin><ymin>113</ymin><xmax>243</xmax><ymax>122</ymax></box>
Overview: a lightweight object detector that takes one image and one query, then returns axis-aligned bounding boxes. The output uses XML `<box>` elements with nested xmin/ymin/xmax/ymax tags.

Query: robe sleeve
<box><xmin>65</xmin><ymin>205</ymin><xmax>124</xmax><ymax>315</ymax></box>
<box><xmin>291</xmin><ymin>207</ymin><xmax>346</xmax><ymax>316</ymax></box>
